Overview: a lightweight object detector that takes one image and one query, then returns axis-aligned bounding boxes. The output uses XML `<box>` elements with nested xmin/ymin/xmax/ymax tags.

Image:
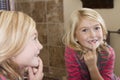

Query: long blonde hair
<box><xmin>63</xmin><ymin>8</ymin><xmax>108</xmax><ymax>52</ymax></box>
<box><xmin>0</xmin><ymin>10</ymin><xmax>36</xmax><ymax>80</ymax></box>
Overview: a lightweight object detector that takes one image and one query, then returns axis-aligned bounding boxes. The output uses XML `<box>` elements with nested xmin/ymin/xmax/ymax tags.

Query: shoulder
<box><xmin>99</xmin><ymin>45</ymin><xmax>115</xmax><ymax>60</ymax></box>
<box><xmin>105</xmin><ymin>45</ymin><xmax>115</xmax><ymax>55</ymax></box>
<box><xmin>64</xmin><ymin>46</ymin><xmax>78</xmax><ymax>59</ymax></box>
<box><xmin>108</xmin><ymin>45</ymin><xmax>115</xmax><ymax>54</ymax></box>
<box><xmin>103</xmin><ymin>45</ymin><xmax>115</xmax><ymax>59</ymax></box>
<box><xmin>108</xmin><ymin>45</ymin><xmax>115</xmax><ymax>58</ymax></box>
<box><xmin>101</xmin><ymin>45</ymin><xmax>115</xmax><ymax>55</ymax></box>
<box><xmin>65</xmin><ymin>46</ymin><xmax>76</xmax><ymax>54</ymax></box>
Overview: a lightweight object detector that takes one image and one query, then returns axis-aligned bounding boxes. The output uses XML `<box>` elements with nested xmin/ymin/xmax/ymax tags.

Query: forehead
<box><xmin>78</xmin><ymin>17</ymin><xmax>99</xmax><ymax>28</ymax></box>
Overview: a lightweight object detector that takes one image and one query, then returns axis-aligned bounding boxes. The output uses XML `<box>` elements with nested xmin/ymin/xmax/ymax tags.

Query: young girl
<box><xmin>63</xmin><ymin>8</ymin><xmax>120</xmax><ymax>80</ymax></box>
<box><xmin>0</xmin><ymin>10</ymin><xmax>43</xmax><ymax>80</ymax></box>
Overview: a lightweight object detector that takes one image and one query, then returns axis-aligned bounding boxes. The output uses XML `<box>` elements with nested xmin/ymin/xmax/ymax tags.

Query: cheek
<box><xmin>77</xmin><ymin>34</ymin><xmax>88</xmax><ymax>42</ymax></box>
<box><xmin>13</xmin><ymin>54</ymin><xmax>33</xmax><ymax>67</ymax></box>
<box><xmin>77</xmin><ymin>36</ymin><xmax>88</xmax><ymax>46</ymax></box>
<box><xmin>98</xmin><ymin>32</ymin><xmax>104</xmax><ymax>40</ymax></box>
<box><xmin>21</xmin><ymin>54</ymin><xmax>36</xmax><ymax>67</ymax></box>
<box><xmin>99</xmin><ymin>30</ymin><xmax>104</xmax><ymax>37</ymax></box>
<box><xmin>16</xmin><ymin>47</ymin><xmax>36</xmax><ymax>66</ymax></box>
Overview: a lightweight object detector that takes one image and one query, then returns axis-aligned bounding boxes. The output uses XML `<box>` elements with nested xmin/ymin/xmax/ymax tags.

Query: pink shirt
<box><xmin>65</xmin><ymin>46</ymin><xmax>119</xmax><ymax>80</ymax></box>
<box><xmin>0</xmin><ymin>74</ymin><xmax>6</xmax><ymax>80</ymax></box>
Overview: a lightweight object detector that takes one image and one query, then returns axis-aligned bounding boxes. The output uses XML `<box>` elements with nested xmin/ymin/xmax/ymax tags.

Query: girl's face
<box><xmin>13</xmin><ymin>29</ymin><xmax>43</xmax><ymax>68</ymax></box>
<box><xmin>75</xmin><ymin>17</ymin><xmax>103</xmax><ymax>50</ymax></box>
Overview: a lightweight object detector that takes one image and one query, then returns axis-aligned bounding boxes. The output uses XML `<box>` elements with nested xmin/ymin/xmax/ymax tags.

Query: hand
<box><xmin>84</xmin><ymin>46</ymin><xmax>104</xmax><ymax>80</ymax></box>
<box><xmin>28</xmin><ymin>57</ymin><xmax>44</xmax><ymax>80</ymax></box>
<box><xmin>83</xmin><ymin>45</ymin><xmax>97</xmax><ymax>70</ymax></box>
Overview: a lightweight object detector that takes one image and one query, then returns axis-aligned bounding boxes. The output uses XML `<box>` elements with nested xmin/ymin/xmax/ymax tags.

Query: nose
<box><xmin>37</xmin><ymin>40</ymin><xmax>43</xmax><ymax>50</ymax></box>
<box><xmin>89</xmin><ymin>30</ymin><xmax>96</xmax><ymax>38</ymax></box>
<box><xmin>39</xmin><ymin>43</ymin><xmax>43</xmax><ymax>50</ymax></box>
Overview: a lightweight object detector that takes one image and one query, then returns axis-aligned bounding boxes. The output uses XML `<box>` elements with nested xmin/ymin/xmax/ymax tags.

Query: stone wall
<box><xmin>15</xmin><ymin>0</ymin><xmax>66</xmax><ymax>80</ymax></box>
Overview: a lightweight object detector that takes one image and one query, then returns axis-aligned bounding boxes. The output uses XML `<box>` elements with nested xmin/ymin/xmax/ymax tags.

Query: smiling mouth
<box><xmin>88</xmin><ymin>39</ymin><xmax>98</xmax><ymax>44</ymax></box>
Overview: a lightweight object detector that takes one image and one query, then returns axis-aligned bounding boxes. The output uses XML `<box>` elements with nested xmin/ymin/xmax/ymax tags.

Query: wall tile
<box><xmin>49</xmin><ymin>46</ymin><xmax>65</xmax><ymax>68</ymax></box>
<box><xmin>15</xmin><ymin>2</ymin><xmax>32</xmax><ymax>16</ymax></box>
<box><xmin>15</xmin><ymin>0</ymin><xmax>32</xmax><ymax>2</ymax></box>
<box><xmin>31</xmin><ymin>1</ymin><xmax>46</xmax><ymax>23</ymax></box>
<box><xmin>47</xmin><ymin>0</ymin><xmax>63</xmax><ymax>6</ymax></box>
<box><xmin>46</xmin><ymin>3</ymin><xmax>63</xmax><ymax>23</ymax></box>
<box><xmin>49</xmin><ymin>67</ymin><xmax>66</xmax><ymax>77</ymax></box>
<box><xmin>36</xmin><ymin>23</ymin><xmax>47</xmax><ymax>45</ymax></box>
<box><xmin>47</xmin><ymin>23</ymin><xmax>64</xmax><ymax>46</ymax></box>
<box><xmin>39</xmin><ymin>46</ymin><xmax>49</xmax><ymax>66</ymax></box>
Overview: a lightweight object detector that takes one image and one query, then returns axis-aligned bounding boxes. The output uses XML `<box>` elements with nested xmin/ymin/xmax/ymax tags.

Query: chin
<box><xmin>85</xmin><ymin>46</ymin><xmax>97</xmax><ymax>50</ymax></box>
<box><xmin>28</xmin><ymin>61</ymin><xmax>38</xmax><ymax>67</ymax></box>
<box><xmin>30</xmin><ymin>57</ymin><xmax>39</xmax><ymax>67</ymax></box>
<box><xmin>31</xmin><ymin>62</ymin><xmax>39</xmax><ymax>67</ymax></box>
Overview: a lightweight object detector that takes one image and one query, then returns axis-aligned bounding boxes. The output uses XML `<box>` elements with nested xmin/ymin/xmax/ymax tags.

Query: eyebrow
<box><xmin>81</xmin><ymin>23</ymin><xmax>100</xmax><ymax>28</ymax></box>
<box><xmin>93</xmin><ymin>23</ymin><xmax>100</xmax><ymax>27</ymax></box>
<box><xmin>78</xmin><ymin>24</ymin><xmax>100</xmax><ymax>31</ymax></box>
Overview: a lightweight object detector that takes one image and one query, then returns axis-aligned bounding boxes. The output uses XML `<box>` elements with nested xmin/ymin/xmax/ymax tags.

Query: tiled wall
<box><xmin>15</xmin><ymin>0</ymin><xmax>66</xmax><ymax>80</ymax></box>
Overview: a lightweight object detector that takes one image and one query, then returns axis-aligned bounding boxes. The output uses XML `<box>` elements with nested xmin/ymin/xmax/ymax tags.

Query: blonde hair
<box><xmin>0</xmin><ymin>10</ymin><xmax>36</xmax><ymax>80</ymax></box>
<box><xmin>63</xmin><ymin>8</ymin><xmax>108</xmax><ymax>52</ymax></box>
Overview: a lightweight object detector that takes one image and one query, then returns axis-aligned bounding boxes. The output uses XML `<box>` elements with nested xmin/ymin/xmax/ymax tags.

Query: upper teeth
<box><xmin>88</xmin><ymin>40</ymin><xmax>97</xmax><ymax>43</ymax></box>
